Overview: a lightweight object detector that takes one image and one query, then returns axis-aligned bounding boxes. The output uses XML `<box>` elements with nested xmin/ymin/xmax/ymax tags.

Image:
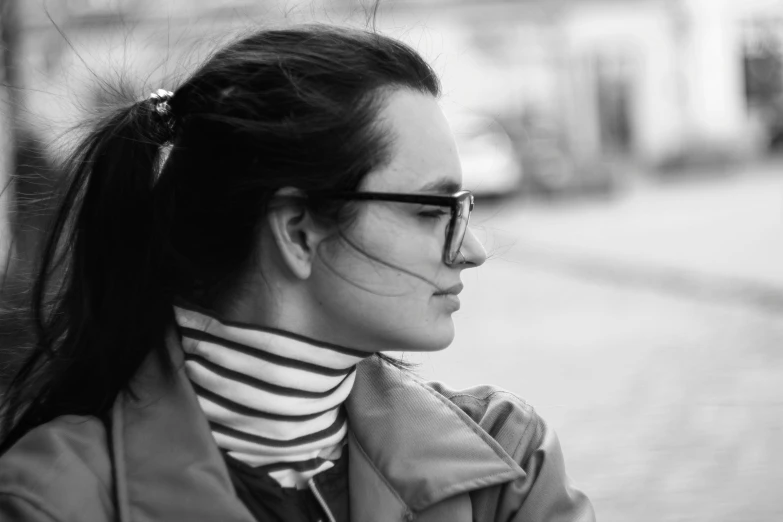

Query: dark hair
<box><xmin>0</xmin><ymin>24</ymin><xmax>440</xmax><ymax>452</ymax></box>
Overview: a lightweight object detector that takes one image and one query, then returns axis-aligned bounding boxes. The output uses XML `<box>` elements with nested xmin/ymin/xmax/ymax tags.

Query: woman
<box><xmin>0</xmin><ymin>25</ymin><xmax>595</xmax><ymax>522</ymax></box>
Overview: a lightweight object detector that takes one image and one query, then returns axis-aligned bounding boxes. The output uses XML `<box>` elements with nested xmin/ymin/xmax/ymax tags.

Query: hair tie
<box><xmin>148</xmin><ymin>89</ymin><xmax>175</xmax><ymax>141</ymax></box>
<box><xmin>149</xmin><ymin>89</ymin><xmax>174</xmax><ymax>117</ymax></box>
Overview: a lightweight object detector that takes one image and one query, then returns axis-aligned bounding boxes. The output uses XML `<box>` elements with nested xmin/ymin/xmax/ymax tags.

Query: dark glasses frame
<box><xmin>308</xmin><ymin>190</ymin><xmax>474</xmax><ymax>265</ymax></box>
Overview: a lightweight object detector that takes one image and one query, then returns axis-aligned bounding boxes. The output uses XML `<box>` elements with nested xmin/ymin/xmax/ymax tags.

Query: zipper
<box><xmin>308</xmin><ymin>477</ymin><xmax>337</xmax><ymax>522</ymax></box>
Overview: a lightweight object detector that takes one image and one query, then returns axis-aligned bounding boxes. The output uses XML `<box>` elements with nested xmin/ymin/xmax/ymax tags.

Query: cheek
<box><xmin>319</xmin><ymin>234</ymin><xmax>436</xmax><ymax>296</ymax></box>
<box><xmin>354</xmin><ymin>209</ymin><xmax>443</xmax><ymax>274</ymax></box>
<box><xmin>311</xmin><ymin>246</ymin><xmax>456</xmax><ymax>352</ymax></box>
<box><xmin>309</xmin><ymin>211</ymin><xmax>456</xmax><ymax>351</ymax></box>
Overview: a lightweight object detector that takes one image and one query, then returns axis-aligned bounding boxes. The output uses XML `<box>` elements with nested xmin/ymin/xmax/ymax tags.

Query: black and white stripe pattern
<box><xmin>174</xmin><ymin>304</ymin><xmax>368</xmax><ymax>488</ymax></box>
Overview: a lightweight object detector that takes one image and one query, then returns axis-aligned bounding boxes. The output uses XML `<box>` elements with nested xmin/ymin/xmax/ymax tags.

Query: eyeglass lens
<box><xmin>446</xmin><ymin>195</ymin><xmax>472</xmax><ymax>264</ymax></box>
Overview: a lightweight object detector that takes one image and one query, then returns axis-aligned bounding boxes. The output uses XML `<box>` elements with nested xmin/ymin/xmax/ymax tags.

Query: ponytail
<box><xmin>0</xmin><ymin>93</ymin><xmax>176</xmax><ymax>452</ymax></box>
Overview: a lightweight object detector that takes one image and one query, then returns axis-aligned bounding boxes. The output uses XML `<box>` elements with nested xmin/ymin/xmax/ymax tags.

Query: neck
<box><xmin>221</xmin><ymin>273</ymin><xmax>338</xmax><ymax>345</ymax></box>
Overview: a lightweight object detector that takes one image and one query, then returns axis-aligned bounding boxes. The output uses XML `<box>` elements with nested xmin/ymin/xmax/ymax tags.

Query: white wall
<box><xmin>679</xmin><ymin>0</ymin><xmax>750</xmax><ymax>149</ymax></box>
<box><xmin>563</xmin><ymin>1</ymin><xmax>686</xmax><ymax>162</ymax></box>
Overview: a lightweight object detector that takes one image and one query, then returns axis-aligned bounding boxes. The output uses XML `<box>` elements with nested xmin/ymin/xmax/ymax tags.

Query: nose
<box><xmin>458</xmin><ymin>228</ymin><xmax>486</xmax><ymax>268</ymax></box>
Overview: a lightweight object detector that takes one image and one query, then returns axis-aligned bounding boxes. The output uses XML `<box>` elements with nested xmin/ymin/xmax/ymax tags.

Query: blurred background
<box><xmin>0</xmin><ymin>0</ymin><xmax>781</xmax><ymax>520</ymax></box>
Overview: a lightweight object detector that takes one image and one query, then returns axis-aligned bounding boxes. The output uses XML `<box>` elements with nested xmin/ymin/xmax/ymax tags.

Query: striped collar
<box><xmin>173</xmin><ymin>304</ymin><xmax>369</xmax><ymax>488</ymax></box>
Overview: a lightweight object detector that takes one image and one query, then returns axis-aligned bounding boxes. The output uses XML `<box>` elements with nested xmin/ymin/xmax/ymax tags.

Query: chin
<box><xmin>407</xmin><ymin>318</ymin><xmax>455</xmax><ymax>353</ymax></box>
<box><xmin>351</xmin><ymin>308</ymin><xmax>457</xmax><ymax>353</ymax></box>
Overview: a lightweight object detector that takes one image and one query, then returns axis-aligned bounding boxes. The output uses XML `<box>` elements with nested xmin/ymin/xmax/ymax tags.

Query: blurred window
<box><xmin>743</xmin><ymin>21</ymin><xmax>783</xmax><ymax>108</ymax></box>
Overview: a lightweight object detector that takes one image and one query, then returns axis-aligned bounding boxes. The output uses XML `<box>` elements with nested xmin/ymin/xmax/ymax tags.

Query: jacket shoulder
<box><xmin>424</xmin><ymin>381</ymin><xmax>544</xmax><ymax>465</ymax></box>
<box><xmin>426</xmin><ymin>381</ymin><xmax>596</xmax><ymax>522</ymax></box>
<box><xmin>0</xmin><ymin>415</ymin><xmax>114</xmax><ymax>522</ymax></box>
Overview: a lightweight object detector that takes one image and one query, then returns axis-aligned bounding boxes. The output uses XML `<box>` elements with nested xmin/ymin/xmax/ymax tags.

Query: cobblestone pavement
<box><xmin>408</xmin><ymin>165</ymin><xmax>783</xmax><ymax>522</ymax></box>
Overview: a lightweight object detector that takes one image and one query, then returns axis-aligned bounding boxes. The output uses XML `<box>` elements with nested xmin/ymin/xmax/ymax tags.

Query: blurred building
<box><xmin>393</xmin><ymin>0</ymin><xmax>783</xmax><ymax>168</ymax></box>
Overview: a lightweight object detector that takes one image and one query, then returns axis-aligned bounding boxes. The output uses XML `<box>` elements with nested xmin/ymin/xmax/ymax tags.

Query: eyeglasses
<box><xmin>308</xmin><ymin>190</ymin><xmax>474</xmax><ymax>265</ymax></box>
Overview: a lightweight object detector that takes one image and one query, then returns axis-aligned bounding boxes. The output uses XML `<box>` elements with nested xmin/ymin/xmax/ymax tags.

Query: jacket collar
<box><xmin>110</xmin><ymin>331</ymin><xmax>523</xmax><ymax>521</ymax></box>
<box><xmin>346</xmin><ymin>356</ymin><xmax>525</xmax><ymax>513</ymax></box>
<box><xmin>110</xmin><ymin>329</ymin><xmax>255</xmax><ymax>522</ymax></box>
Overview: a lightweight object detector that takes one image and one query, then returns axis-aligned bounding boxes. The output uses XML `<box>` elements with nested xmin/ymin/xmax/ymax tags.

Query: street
<box><xmin>409</xmin><ymin>164</ymin><xmax>783</xmax><ymax>522</ymax></box>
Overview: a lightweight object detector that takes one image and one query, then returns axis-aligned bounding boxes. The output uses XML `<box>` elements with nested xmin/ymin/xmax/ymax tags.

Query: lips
<box><xmin>433</xmin><ymin>283</ymin><xmax>464</xmax><ymax>296</ymax></box>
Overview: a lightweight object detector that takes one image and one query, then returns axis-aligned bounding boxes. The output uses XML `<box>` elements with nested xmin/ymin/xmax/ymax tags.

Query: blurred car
<box><xmin>446</xmin><ymin>109</ymin><xmax>524</xmax><ymax>197</ymax></box>
<box><xmin>498</xmin><ymin>111</ymin><xmax>621</xmax><ymax>199</ymax></box>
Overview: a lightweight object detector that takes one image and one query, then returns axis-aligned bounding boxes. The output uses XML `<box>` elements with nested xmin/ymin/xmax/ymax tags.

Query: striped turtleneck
<box><xmin>173</xmin><ymin>304</ymin><xmax>369</xmax><ymax>489</ymax></box>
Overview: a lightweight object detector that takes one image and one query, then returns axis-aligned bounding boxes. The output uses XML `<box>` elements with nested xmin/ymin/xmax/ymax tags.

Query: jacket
<box><xmin>0</xmin><ymin>333</ymin><xmax>595</xmax><ymax>522</ymax></box>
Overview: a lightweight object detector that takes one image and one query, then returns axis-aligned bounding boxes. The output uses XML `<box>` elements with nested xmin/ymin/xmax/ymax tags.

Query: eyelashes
<box><xmin>417</xmin><ymin>209</ymin><xmax>449</xmax><ymax>219</ymax></box>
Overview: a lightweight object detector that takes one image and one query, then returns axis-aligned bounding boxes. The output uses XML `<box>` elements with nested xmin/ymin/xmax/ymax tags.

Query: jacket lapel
<box><xmin>346</xmin><ymin>357</ymin><xmax>525</xmax><ymax>519</ymax></box>
<box><xmin>110</xmin><ymin>329</ymin><xmax>255</xmax><ymax>522</ymax></box>
<box><xmin>348</xmin><ymin>431</ymin><xmax>412</xmax><ymax>522</ymax></box>
<box><xmin>349</xmin><ymin>431</ymin><xmax>474</xmax><ymax>522</ymax></box>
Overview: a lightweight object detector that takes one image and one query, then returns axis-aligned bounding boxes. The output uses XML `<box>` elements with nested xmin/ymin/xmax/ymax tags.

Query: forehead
<box><xmin>360</xmin><ymin>90</ymin><xmax>462</xmax><ymax>194</ymax></box>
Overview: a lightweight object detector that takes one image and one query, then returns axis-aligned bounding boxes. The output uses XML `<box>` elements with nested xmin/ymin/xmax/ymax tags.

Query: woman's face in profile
<box><xmin>311</xmin><ymin>90</ymin><xmax>487</xmax><ymax>353</ymax></box>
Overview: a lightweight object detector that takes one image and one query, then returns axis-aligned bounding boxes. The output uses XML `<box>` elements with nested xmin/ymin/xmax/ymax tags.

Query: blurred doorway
<box><xmin>595</xmin><ymin>52</ymin><xmax>636</xmax><ymax>156</ymax></box>
<box><xmin>742</xmin><ymin>18</ymin><xmax>783</xmax><ymax>151</ymax></box>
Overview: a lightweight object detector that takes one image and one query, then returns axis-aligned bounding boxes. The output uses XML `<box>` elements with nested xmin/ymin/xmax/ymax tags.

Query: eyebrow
<box><xmin>417</xmin><ymin>177</ymin><xmax>462</xmax><ymax>194</ymax></box>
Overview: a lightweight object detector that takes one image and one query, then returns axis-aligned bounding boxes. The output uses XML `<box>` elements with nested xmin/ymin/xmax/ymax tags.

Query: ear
<box><xmin>267</xmin><ymin>187</ymin><xmax>329</xmax><ymax>280</ymax></box>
